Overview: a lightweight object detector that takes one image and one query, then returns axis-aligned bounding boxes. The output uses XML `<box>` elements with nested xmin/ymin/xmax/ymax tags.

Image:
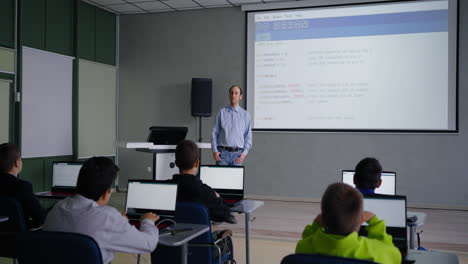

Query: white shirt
<box><xmin>44</xmin><ymin>194</ymin><xmax>159</xmax><ymax>264</ymax></box>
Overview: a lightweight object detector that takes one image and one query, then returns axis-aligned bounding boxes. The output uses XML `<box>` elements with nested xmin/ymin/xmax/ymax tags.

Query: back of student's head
<box><xmin>76</xmin><ymin>157</ymin><xmax>119</xmax><ymax>201</ymax></box>
<box><xmin>175</xmin><ymin>140</ymin><xmax>199</xmax><ymax>171</ymax></box>
<box><xmin>321</xmin><ymin>183</ymin><xmax>363</xmax><ymax>236</ymax></box>
<box><xmin>354</xmin><ymin>157</ymin><xmax>382</xmax><ymax>189</ymax></box>
<box><xmin>0</xmin><ymin>143</ymin><xmax>20</xmax><ymax>173</ymax></box>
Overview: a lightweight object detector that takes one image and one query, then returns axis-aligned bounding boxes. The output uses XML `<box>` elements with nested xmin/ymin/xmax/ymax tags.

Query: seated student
<box><xmin>353</xmin><ymin>157</ymin><xmax>383</xmax><ymax>194</ymax></box>
<box><xmin>44</xmin><ymin>157</ymin><xmax>159</xmax><ymax>264</ymax></box>
<box><xmin>296</xmin><ymin>183</ymin><xmax>401</xmax><ymax>264</ymax></box>
<box><xmin>166</xmin><ymin>140</ymin><xmax>235</xmax><ymax>259</ymax></box>
<box><xmin>168</xmin><ymin>139</ymin><xmax>236</xmax><ymax>224</ymax></box>
<box><xmin>0</xmin><ymin>143</ymin><xmax>46</xmax><ymax>228</ymax></box>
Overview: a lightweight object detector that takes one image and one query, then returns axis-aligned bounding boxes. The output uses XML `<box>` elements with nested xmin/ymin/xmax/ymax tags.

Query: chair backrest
<box><xmin>0</xmin><ymin>197</ymin><xmax>27</xmax><ymax>232</ymax></box>
<box><xmin>281</xmin><ymin>254</ymin><xmax>379</xmax><ymax>264</ymax></box>
<box><xmin>151</xmin><ymin>202</ymin><xmax>215</xmax><ymax>264</ymax></box>
<box><xmin>16</xmin><ymin>231</ymin><xmax>103</xmax><ymax>264</ymax></box>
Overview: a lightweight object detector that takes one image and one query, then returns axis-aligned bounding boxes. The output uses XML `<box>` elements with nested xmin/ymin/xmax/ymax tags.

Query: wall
<box><xmin>119</xmin><ymin>3</ymin><xmax>468</xmax><ymax>208</ymax></box>
<box><xmin>0</xmin><ymin>0</ymin><xmax>117</xmax><ymax>192</ymax></box>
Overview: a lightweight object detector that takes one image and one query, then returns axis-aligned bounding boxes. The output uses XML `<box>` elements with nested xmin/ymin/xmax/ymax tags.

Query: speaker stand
<box><xmin>198</xmin><ymin>116</ymin><xmax>203</xmax><ymax>143</ymax></box>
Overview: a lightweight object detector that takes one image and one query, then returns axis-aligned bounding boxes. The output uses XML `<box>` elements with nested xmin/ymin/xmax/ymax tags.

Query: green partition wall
<box><xmin>78</xmin><ymin>59</ymin><xmax>117</xmax><ymax>158</ymax></box>
<box><xmin>0</xmin><ymin>80</ymin><xmax>11</xmax><ymax>143</ymax></box>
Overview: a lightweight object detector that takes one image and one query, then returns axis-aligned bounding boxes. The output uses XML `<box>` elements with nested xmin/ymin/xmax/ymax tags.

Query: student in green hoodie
<box><xmin>296</xmin><ymin>183</ymin><xmax>401</xmax><ymax>264</ymax></box>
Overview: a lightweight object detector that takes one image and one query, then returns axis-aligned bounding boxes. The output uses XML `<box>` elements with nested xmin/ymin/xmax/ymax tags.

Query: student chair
<box><xmin>0</xmin><ymin>197</ymin><xmax>27</xmax><ymax>233</ymax></box>
<box><xmin>16</xmin><ymin>231</ymin><xmax>103</xmax><ymax>264</ymax></box>
<box><xmin>152</xmin><ymin>202</ymin><xmax>234</xmax><ymax>264</ymax></box>
<box><xmin>281</xmin><ymin>254</ymin><xmax>378</xmax><ymax>264</ymax></box>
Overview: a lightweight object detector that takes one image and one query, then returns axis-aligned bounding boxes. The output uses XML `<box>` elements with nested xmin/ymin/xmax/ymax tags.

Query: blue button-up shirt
<box><xmin>211</xmin><ymin>105</ymin><xmax>252</xmax><ymax>156</ymax></box>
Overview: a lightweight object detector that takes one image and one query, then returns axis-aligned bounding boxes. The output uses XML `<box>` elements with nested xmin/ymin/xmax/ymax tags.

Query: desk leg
<box><xmin>245</xmin><ymin>212</ymin><xmax>250</xmax><ymax>264</ymax></box>
<box><xmin>181</xmin><ymin>243</ymin><xmax>188</xmax><ymax>264</ymax></box>
<box><xmin>409</xmin><ymin>225</ymin><xmax>416</xmax><ymax>249</ymax></box>
<box><xmin>152</xmin><ymin>153</ymin><xmax>157</xmax><ymax>180</ymax></box>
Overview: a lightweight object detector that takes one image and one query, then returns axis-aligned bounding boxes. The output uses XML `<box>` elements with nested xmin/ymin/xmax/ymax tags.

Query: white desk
<box><xmin>231</xmin><ymin>200</ymin><xmax>264</xmax><ymax>264</ymax></box>
<box><xmin>158</xmin><ymin>223</ymin><xmax>210</xmax><ymax>264</ymax></box>
<box><xmin>119</xmin><ymin>142</ymin><xmax>211</xmax><ymax>180</ymax></box>
<box><xmin>407</xmin><ymin>211</ymin><xmax>427</xmax><ymax>250</ymax></box>
<box><xmin>410</xmin><ymin>249</ymin><xmax>459</xmax><ymax>264</ymax></box>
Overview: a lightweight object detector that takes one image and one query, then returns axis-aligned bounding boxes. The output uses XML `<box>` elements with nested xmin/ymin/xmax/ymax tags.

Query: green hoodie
<box><xmin>295</xmin><ymin>216</ymin><xmax>402</xmax><ymax>264</ymax></box>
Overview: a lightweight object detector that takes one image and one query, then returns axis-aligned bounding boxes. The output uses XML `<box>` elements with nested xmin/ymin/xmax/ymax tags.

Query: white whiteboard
<box><xmin>21</xmin><ymin>47</ymin><xmax>74</xmax><ymax>158</ymax></box>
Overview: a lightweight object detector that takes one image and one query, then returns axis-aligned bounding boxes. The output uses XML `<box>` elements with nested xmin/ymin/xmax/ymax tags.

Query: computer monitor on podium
<box><xmin>147</xmin><ymin>126</ymin><xmax>188</xmax><ymax>145</ymax></box>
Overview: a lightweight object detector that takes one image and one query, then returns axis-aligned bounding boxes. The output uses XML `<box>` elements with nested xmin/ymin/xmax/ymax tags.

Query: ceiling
<box><xmin>85</xmin><ymin>0</ymin><xmax>300</xmax><ymax>14</ymax></box>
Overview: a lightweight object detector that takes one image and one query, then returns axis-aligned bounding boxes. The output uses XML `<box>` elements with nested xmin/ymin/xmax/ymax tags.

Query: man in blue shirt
<box><xmin>353</xmin><ymin>157</ymin><xmax>383</xmax><ymax>194</ymax></box>
<box><xmin>211</xmin><ymin>85</ymin><xmax>252</xmax><ymax>166</ymax></box>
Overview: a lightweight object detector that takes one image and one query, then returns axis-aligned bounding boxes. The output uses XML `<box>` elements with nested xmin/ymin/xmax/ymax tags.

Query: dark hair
<box><xmin>321</xmin><ymin>183</ymin><xmax>363</xmax><ymax>236</ymax></box>
<box><xmin>76</xmin><ymin>157</ymin><xmax>119</xmax><ymax>201</ymax></box>
<box><xmin>175</xmin><ymin>140</ymin><xmax>199</xmax><ymax>171</ymax></box>
<box><xmin>0</xmin><ymin>143</ymin><xmax>21</xmax><ymax>173</ymax></box>
<box><xmin>353</xmin><ymin>157</ymin><xmax>383</xmax><ymax>189</ymax></box>
<box><xmin>229</xmin><ymin>85</ymin><xmax>243</xmax><ymax>95</ymax></box>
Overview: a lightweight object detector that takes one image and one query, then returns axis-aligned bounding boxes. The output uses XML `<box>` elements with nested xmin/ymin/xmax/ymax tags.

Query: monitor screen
<box><xmin>363</xmin><ymin>195</ymin><xmax>406</xmax><ymax>228</ymax></box>
<box><xmin>342</xmin><ymin>170</ymin><xmax>396</xmax><ymax>195</ymax></box>
<box><xmin>147</xmin><ymin>126</ymin><xmax>188</xmax><ymax>145</ymax></box>
<box><xmin>125</xmin><ymin>181</ymin><xmax>177</xmax><ymax>217</ymax></box>
<box><xmin>199</xmin><ymin>166</ymin><xmax>244</xmax><ymax>190</ymax></box>
<box><xmin>52</xmin><ymin>162</ymin><xmax>83</xmax><ymax>187</ymax></box>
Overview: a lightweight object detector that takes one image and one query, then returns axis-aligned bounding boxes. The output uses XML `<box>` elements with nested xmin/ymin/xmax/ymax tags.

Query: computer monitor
<box><xmin>362</xmin><ymin>194</ymin><xmax>407</xmax><ymax>255</ymax></box>
<box><xmin>52</xmin><ymin>162</ymin><xmax>83</xmax><ymax>193</ymax></box>
<box><xmin>147</xmin><ymin>126</ymin><xmax>188</xmax><ymax>145</ymax></box>
<box><xmin>342</xmin><ymin>170</ymin><xmax>396</xmax><ymax>195</ymax></box>
<box><xmin>125</xmin><ymin>180</ymin><xmax>178</xmax><ymax>222</ymax></box>
<box><xmin>199</xmin><ymin>165</ymin><xmax>244</xmax><ymax>202</ymax></box>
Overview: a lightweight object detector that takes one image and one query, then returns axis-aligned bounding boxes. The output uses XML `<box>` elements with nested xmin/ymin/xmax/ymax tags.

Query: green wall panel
<box><xmin>95</xmin><ymin>9</ymin><xmax>116</xmax><ymax>65</ymax></box>
<box><xmin>21</xmin><ymin>0</ymin><xmax>46</xmax><ymax>50</ymax></box>
<box><xmin>0</xmin><ymin>0</ymin><xmax>15</xmax><ymax>48</ymax></box>
<box><xmin>0</xmin><ymin>80</ymin><xmax>11</xmax><ymax>143</ymax></box>
<box><xmin>0</xmin><ymin>47</ymin><xmax>15</xmax><ymax>73</ymax></box>
<box><xmin>77</xmin><ymin>1</ymin><xmax>96</xmax><ymax>61</ymax></box>
<box><xmin>46</xmin><ymin>0</ymin><xmax>74</xmax><ymax>56</ymax></box>
<box><xmin>20</xmin><ymin>158</ymin><xmax>45</xmax><ymax>192</ymax></box>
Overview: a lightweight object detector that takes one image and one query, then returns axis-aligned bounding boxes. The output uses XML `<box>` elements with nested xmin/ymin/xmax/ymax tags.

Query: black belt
<box><xmin>218</xmin><ymin>146</ymin><xmax>243</xmax><ymax>152</ymax></box>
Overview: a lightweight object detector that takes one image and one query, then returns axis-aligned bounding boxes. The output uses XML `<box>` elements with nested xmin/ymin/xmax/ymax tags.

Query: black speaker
<box><xmin>191</xmin><ymin>78</ymin><xmax>212</xmax><ymax>117</ymax></box>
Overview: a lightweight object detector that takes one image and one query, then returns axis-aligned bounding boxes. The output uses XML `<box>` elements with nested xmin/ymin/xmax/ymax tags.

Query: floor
<box><xmin>2</xmin><ymin>192</ymin><xmax>466</xmax><ymax>264</ymax></box>
<box><xmin>107</xmin><ymin>192</ymin><xmax>468</xmax><ymax>264</ymax></box>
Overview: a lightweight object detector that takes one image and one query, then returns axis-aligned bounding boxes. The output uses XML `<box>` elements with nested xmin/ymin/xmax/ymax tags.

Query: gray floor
<box><xmin>108</xmin><ymin>191</ymin><xmax>468</xmax><ymax>263</ymax></box>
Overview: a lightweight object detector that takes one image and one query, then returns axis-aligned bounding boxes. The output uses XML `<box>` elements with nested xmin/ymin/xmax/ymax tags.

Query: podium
<box><xmin>121</xmin><ymin>142</ymin><xmax>211</xmax><ymax>180</ymax></box>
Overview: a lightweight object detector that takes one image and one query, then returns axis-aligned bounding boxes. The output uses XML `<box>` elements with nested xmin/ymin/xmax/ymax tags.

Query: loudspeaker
<box><xmin>191</xmin><ymin>78</ymin><xmax>212</xmax><ymax>117</ymax></box>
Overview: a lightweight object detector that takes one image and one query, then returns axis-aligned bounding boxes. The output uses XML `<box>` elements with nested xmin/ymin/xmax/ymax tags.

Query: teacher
<box><xmin>211</xmin><ymin>85</ymin><xmax>252</xmax><ymax>166</ymax></box>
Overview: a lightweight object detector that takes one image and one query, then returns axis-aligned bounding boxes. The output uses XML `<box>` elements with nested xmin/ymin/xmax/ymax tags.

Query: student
<box><xmin>44</xmin><ymin>157</ymin><xmax>159</xmax><ymax>264</ymax></box>
<box><xmin>168</xmin><ymin>139</ymin><xmax>236</xmax><ymax>224</ymax></box>
<box><xmin>296</xmin><ymin>183</ymin><xmax>401</xmax><ymax>264</ymax></box>
<box><xmin>166</xmin><ymin>140</ymin><xmax>235</xmax><ymax>259</ymax></box>
<box><xmin>353</xmin><ymin>157</ymin><xmax>383</xmax><ymax>194</ymax></box>
<box><xmin>0</xmin><ymin>143</ymin><xmax>46</xmax><ymax>228</ymax></box>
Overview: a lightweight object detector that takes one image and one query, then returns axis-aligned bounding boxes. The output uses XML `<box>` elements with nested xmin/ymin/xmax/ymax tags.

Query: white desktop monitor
<box><xmin>52</xmin><ymin>162</ymin><xmax>83</xmax><ymax>187</ymax></box>
<box><xmin>362</xmin><ymin>194</ymin><xmax>407</xmax><ymax>228</ymax></box>
<box><xmin>342</xmin><ymin>170</ymin><xmax>396</xmax><ymax>195</ymax></box>
<box><xmin>125</xmin><ymin>181</ymin><xmax>178</xmax><ymax>218</ymax></box>
<box><xmin>199</xmin><ymin>166</ymin><xmax>244</xmax><ymax>190</ymax></box>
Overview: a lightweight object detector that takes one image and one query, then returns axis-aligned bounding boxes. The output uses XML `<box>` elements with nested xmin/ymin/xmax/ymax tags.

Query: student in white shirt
<box><xmin>44</xmin><ymin>157</ymin><xmax>159</xmax><ymax>264</ymax></box>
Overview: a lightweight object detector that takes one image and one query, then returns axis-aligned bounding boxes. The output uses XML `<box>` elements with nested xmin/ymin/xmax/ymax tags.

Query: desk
<box><xmin>35</xmin><ymin>192</ymin><xmax>72</xmax><ymax>200</ymax></box>
<box><xmin>120</xmin><ymin>142</ymin><xmax>211</xmax><ymax>180</ymax></box>
<box><xmin>407</xmin><ymin>211</ymin><xmax>427</xmax><ymax>250</ymax></box>
<box><xmin>0</xmin><ymin>216</ymin><xmax>9</xmax><ymax>223</ymax></box>
<box><xmin>159</xmin><ymin>223</ymin><xmax>209</xmax><ymax>264</ymax></box>
<box><xmin>231</xmin><ymin>200</ymin><xmax>264</xmax><ymax>264</ymax></box>
<box><xmin>410</xmin><ymin>249</ymin><xmax>459</xmax><ymax>264</ymax></box>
